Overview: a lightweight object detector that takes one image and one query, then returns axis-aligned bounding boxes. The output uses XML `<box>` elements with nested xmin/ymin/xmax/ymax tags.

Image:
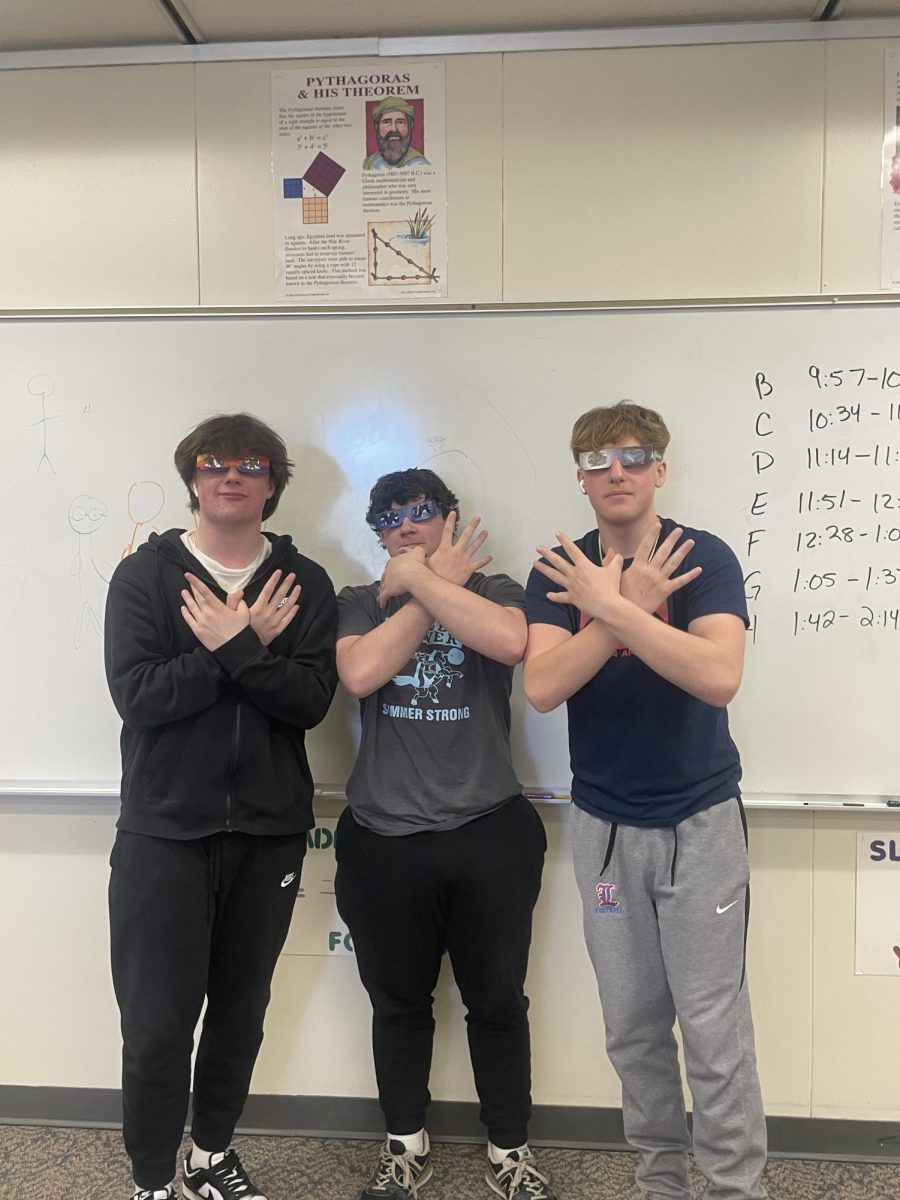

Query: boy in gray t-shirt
<box><xmin>335</xmin><ymin>468</ymin><xmax>558</xmax><ymax>1200</ymax></box>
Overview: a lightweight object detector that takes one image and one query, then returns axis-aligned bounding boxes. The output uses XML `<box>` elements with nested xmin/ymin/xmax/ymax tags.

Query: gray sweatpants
<box><xmin>572</xmin><ymin>799</ymin><xmax>768</xmax><ymax>1200</ymax></box>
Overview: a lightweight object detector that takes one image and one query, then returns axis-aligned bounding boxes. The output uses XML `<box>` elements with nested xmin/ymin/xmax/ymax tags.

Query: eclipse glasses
<box><xmin>370</xmin><ymin>499</ymin><xmax>439</xmax><ymax>531</ymax></box>
<box><xmin>578</xmin><ymin>446</ymin><xmax>663</xmax><ymax>471</ymax></box>
<box><xmin>196</xmin><ymin>453</ymin><xmax>271</xmax><ymax>475</ymax></box>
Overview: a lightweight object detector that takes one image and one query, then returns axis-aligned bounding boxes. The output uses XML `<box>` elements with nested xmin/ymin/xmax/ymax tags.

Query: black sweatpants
<box><xmin>108</xmin><ymin>829</ymin><xmax>306</xmax><ymax>1189</ymax></box>
<box><xmin>334</xmin><ymin>795</ymin><xmax>547</xmax><ymax>1148</ymax></box>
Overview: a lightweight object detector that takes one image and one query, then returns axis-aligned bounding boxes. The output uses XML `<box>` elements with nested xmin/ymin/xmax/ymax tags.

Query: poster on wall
<box><xmin>855</xmin><ymin>830</ymin><xmax>900</xmax><ymax>975</ymax></box>
<box><xmin>272</xmin><ymin>62</ymin><xmax>447</xmax><ymax>302</ymax></box>
<box><xmin>881</xmin><ymin>51</ymin><xmax>900</xmax><ymax>288</ymax></box>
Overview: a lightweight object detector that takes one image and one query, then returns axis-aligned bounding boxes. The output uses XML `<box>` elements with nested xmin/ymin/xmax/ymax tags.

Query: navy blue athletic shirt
<box><xmin>525</xmin><ymin>517</ymin><xmax>749</xmax><ymax>828</ymax></box>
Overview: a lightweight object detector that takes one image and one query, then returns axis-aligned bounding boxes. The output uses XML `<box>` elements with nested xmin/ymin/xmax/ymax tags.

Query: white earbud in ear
<box><xmin>579</xmin><ymin>480</ymin><xmax>587</xmax><ymax>495</ymax></box>
<box><xmin>191</xmin><ymin>483</ymin><xmax>199</xmax><ymax>497</ymax></box>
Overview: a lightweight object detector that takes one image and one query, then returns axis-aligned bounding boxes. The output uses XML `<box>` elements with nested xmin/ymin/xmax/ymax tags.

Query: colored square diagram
<box><xmin>303</xmin><ymin>196</ymin><xmax>329</xmax><ymax>224</ymax></box>
<box><xmin>303</xmin><ymin>152</ymin><xmax>345</xmax><ymax>197</ymax></box>
<box><xmin>282</xmin><ymin>177</ymin><xmax>303</xmax><ymax>199</ymax></box>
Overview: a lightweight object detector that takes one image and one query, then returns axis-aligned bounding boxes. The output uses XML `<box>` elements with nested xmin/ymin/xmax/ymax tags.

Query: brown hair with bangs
<box><xmin>570</xmin><ymin>400</ymin><xmax>670</xmax><ymax>462</ymax></box>
<box><xmin>174</xmin><ymin>412</ymin><xmax>294</xmax><ymax>521</ymax></box>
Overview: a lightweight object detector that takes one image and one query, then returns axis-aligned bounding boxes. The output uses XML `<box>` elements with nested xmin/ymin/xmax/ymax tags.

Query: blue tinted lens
<box><xmin>410</xmin><ymin>501</ymin><xmax>436</xmax><ymax>520</ymax></box>
<box><xmin>373</xmin><ymin>499</ymin><xmax>438</xmax><ymax>530</ymax></box>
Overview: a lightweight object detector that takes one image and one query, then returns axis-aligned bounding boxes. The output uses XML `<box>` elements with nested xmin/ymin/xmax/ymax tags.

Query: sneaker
<box><xmin>486</xmin><ymin>1147</ymin><xmax>558</xmax><ymax>1200</ymax></box>
<box><xmin>182</xmin><ymin>1148</ymin><xmax>266</xmax><ymax>1199</ymax></box>
<box><xmin>359</xmin><ymin>1135</ymin><xmax>433</xmax><ymax>1198</ymax></box>
<box><xmin>133</xmin><ymin>1189</ymin><xmax>175</xmax><ymax>1200</ymax></box>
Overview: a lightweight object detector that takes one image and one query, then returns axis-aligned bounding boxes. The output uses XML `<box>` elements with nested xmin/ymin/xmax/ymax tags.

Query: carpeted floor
<box><xmin>1</xmin><ymin>1124</ymin><xmax>899</xmax><ymax>1199</ymax></box>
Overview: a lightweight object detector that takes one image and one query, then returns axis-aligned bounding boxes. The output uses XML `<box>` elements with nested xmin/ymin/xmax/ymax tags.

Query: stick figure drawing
<box><xmin>121</xmin><ymin>480</ymin><xmax>165</xmax><ymax>560</ymax></box>
<box><xmin>68</xmin><ymin>494</ymin><xmax>112</xmax><ymax>647</ymax></box>
<box><xmin>29</xmin><ymin>375</ymin><xmax>59</xmax><ymax>475</ymax></box>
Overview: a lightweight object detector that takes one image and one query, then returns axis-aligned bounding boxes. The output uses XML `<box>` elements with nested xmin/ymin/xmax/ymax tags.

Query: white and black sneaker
<box><xmin>182</xmin><ymin>1148</ymin><xmax>266</xmax><ymax>1199</ymax></box>
<box><xmin>359</xmin><ymin>1134</ymin><xmax>433</xmax><ymax>1198</ymax></box>
<box><xmin>133</xmin><ymin>1188</ymin><xmax>176</xmax><ymax>1200</ymax></box>
<box><xmin>486</xmin><ymin>1147</ymin><xmax>559</xmax><ymax>1200</ymax></box>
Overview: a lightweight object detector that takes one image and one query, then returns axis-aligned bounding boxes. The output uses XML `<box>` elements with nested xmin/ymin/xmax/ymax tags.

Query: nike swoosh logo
<box><xmin>280</xmin><ymin>873</ymin><xmax>296</xmax><ymax>888</ymax></box>
<box><xmin>716</xmin><ymin>899</ymin><xmax>740</xmax><ymax>914</ymax></box>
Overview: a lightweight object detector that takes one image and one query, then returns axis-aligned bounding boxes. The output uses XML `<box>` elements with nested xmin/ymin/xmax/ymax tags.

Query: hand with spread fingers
<box><xmin>378</xmin><ymin>545</ymin><xmax>428</xmax><ymax>609</ymax></box>
<box><xmin>426</xmin><ymin>512</ymin><xmax>492</xmax><ymax>587</ymax></box>
<box><xmin>242</xmin><ymin>568</ymin><xmax>302</xmax><ymax>646</ymax></box>
<box><xmin>618</xmin><ymin>523</ymin><xmax>702</xmax><ymax>614</ymax></box>
<box><xmin>181</xmin><ymin>572</ymin><xmax>250</xmax><ymax>651</ymax></box>
<box><xmin>534</xmin><ymin>532</ymin><xmax>623</xmax><ymax>621</ymax></box>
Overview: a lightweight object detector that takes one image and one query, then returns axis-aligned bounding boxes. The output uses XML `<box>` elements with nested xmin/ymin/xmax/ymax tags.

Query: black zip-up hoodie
<box><xmin>104</xmin><ymin>529</ymin><xmax>338</xmax><ymax>839</ymax></box>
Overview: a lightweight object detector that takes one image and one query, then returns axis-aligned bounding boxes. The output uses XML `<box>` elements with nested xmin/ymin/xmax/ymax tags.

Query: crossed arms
<box><xmin>524</xmin><ymin>524</ymin><xmax>746</xmax><ymax>713</ymax></box>
<box><xmin>337</xmin><ymin>514</ymin><xmax>526</xmax><ymax>699</ymax></box>
<box><xmin>106</xmin><ymin>562</ymin><xmax>337</xmax><ymax>732</ymax></box>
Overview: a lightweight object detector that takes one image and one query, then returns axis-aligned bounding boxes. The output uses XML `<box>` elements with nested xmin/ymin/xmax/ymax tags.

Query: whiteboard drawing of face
<box><xmin>68</xmin><ymin>494</ymin><xmax>111</xmax><ymax>647</ymax></box>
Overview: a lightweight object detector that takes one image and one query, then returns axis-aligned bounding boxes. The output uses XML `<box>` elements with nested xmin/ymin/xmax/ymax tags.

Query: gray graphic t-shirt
<box><xmin>337</xmin><ymin>572</ymin><xmax>524</xmax><ymax>835</ymax></box>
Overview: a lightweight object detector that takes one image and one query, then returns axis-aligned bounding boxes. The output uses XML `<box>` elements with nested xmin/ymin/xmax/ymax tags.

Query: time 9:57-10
<box><xmin>809</xmin><ymin>365</ymin><xmax>900</xmax><ymax>389</ymax></box>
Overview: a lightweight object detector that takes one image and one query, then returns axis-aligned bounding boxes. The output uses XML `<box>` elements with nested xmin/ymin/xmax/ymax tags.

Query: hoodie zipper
<box><xmin>225</xmin><ymin>702</ymin><xmax>242</xmax><ymax>831</ymax></box>
<box><xmin>157</xmin><ymin>529</ymin><xmax>284</xmax><ymax>831</ymax></box>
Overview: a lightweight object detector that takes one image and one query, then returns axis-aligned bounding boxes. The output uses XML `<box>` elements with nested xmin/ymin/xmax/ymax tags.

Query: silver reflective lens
<box><xmin>578</xmin><ymin>446</ymin><xmax>662</xmax><ymax>471</ymax></box>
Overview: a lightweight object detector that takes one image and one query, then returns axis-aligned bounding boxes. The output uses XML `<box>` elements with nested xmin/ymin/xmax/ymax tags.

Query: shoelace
<box><xmin>208</xmin><ymin>1154</ymin><xmax>252</xmax><ymax>1196</ymax></box>
<box><xmin>374</xmin><ymin>1146</ymin><xmax>423</xmax><ymax>1195</ymax></box>
<box><xmin>497</xmin><ymin>1152</ymin><xmax>551</xmax><ymax>1199</ymax></box>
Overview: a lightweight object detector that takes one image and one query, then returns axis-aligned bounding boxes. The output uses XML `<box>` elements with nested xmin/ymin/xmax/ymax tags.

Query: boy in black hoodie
<box><xmin>105</xmin><ymin>413</ymin><xmax>337</xmax><ymax>1200</ymax></box>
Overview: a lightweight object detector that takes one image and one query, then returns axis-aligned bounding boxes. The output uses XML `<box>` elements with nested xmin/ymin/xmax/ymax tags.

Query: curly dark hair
<box><xmin>173</xmin><ymin>413</ymin><xmax>294</xmax><ymax>521</ymax></box>
<box><xmin>365</xmin><ymin>468</ymin><xmax>459</xmax><ymax>531</ymax></box>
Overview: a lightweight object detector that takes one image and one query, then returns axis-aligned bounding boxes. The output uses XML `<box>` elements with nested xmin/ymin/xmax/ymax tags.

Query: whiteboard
<box><xmin>0</xmin><ymin>305</ymin><xmax>896</xmax><ymax>798</ymax></box>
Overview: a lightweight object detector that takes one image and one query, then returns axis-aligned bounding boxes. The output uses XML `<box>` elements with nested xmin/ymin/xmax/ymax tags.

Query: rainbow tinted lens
<box><xmin>372</xmin><ymin>499</ymin><xmax>439</xmax><ymax>530</ymax></box>
<box><xmin>578</xmin><ymin>446</ymin><xmax>662</xmax><ymax>471</ymax></box>
<box><xmin>196</xmin><ymin>453</ymin><xmax>270</xmax><ymax>475</ymax></box>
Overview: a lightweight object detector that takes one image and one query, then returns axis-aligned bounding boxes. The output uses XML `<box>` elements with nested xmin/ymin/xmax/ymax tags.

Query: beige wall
<box><xmin>503</xmin><ymin>42</ymin><xmax>825</xmax><ymax>302</ymax></box>
<box><xmin>822</xmin><ymin>38</ymin><xmax>900</xmax><ymax>295</ymax></box>
<box><xmin>0</xmin><ymin>34</ymin><xmax>897</xmax><ymax>307</ymax></box>
<box><xmin>0</xmin><ymin>64</ymin><xmax>198</xmax><ymax>309</ymax></box>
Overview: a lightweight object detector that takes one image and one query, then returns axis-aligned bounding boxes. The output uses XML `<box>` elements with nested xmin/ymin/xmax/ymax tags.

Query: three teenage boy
<box><xmin>106</xmin><ymin>404</ymin><xmax>767</xmax><ymax>1200</ymax></box>
<box><xmin>525</xmin><ymin>401</ymin><xmax>768</xmax><ymax>1200</ymax></box>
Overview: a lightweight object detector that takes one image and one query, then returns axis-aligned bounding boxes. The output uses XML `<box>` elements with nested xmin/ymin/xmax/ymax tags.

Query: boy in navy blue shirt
<box><xmin>524</xmin><ymin>401</ymin><xmax>768</xmax><ymax>1200</ymax></box>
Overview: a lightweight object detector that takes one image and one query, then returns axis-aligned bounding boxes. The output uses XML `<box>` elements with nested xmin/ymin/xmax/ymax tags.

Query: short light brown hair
<box><xmin>570</xmin><ymin>400</ymin><xmax>670</xmax><ymax>462</ymax></box>
<box><xmin>174</xmin><ymin>412</ymin><xmax>294</xmax><ymax>521</ymax></box>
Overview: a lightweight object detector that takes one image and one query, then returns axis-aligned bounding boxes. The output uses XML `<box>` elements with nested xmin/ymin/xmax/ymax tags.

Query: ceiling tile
<box><xmin>181</xmin><ymin>0</ymin><xmax>817</xmax><ymax>44</ymax></box>
<box><xmin>836</xmin><ymin>0</ymin><xmax>900</xmax><ymax>15</ymax></box>
<box><xmin>0</xmin><ymin>0</ymin><xmax>184</xmax><ymax>52</ymax></box>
